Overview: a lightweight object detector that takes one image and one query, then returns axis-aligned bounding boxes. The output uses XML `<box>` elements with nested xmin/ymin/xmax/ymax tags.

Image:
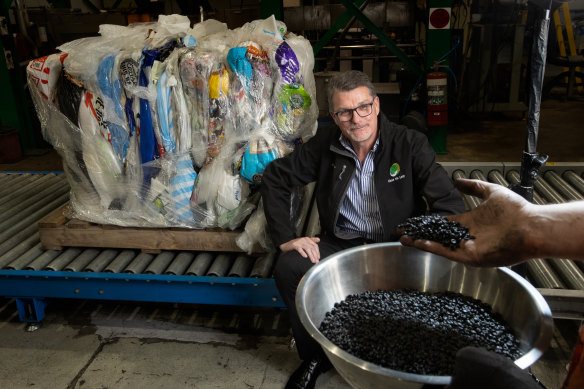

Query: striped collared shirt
<box><xmin>335</xmin><ymin>135</ymin><xmax>384</xmax><ymax>242</ymax></box>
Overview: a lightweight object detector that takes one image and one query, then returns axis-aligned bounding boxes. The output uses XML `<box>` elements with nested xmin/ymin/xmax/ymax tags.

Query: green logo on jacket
<box><xmin>390</xmin><ymin>163</ymin><xmax>400</xmax><ymax>177</ymax></box>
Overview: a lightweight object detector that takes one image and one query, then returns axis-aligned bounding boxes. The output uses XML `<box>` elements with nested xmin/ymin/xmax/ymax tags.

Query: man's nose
<box><xmin>350</xmin><ymin>109</ymin><xmax>362</xmax><ymax>123</ymax></box>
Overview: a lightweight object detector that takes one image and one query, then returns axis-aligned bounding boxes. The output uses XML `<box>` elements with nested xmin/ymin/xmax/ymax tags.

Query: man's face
<box><xmin>331</xmin><ymin>86</ymin><xmax>380</xmax><ymax>146</ymax></box>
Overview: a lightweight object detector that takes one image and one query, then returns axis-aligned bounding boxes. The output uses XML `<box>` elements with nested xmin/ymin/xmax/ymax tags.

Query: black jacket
<box><xmin>261</xmin><ymin>113</ymin><xmax>465</xmax><ymax>246</ymax></box>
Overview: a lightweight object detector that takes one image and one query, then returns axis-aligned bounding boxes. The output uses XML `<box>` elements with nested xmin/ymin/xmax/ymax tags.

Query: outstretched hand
<box><xmin>400</xmin><ymin>178</ymin><xmax>536</xmax><ymax>267</ymax></box>
<box><xmin>280</xmin><ymin>236</ymin><xmax>322</xmax><ymax>263</ymax></box>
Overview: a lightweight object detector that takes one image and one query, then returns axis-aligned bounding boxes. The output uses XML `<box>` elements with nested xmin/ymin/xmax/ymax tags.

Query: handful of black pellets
<box><xmin>319</xmin><ymin>289</ymin><xmax>521</xmax><ymax>376</ymax></box>
<box><xmin>397</xmin><ymin>215</ymin><xmax>475</xmax><ymax>250</ymax></box>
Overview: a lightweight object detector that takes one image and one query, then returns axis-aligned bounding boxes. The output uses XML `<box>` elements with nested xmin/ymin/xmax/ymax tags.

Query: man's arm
<box><xmin>400</xmin><ymin>178</ymin><xmax>584</xmax><ymax>267</ymax></box>
<box><xmin>260</xmin><ymin>128</ymin><xmax>328</xmax><ymax>259</ymax></box>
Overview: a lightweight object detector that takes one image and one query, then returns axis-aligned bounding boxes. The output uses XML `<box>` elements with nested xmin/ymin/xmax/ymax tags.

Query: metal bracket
<box><xmin>539</xmin><ymin>288</ymin><xmax>584</xmax><ymax>320</ymax></box>
<box><xmin>14</xmin><ymin>297</ymin><xmax>49</xmax><ymax>323</ymax></box>
<box><xmin>509</xmin><ymin>151</ymin><xmax>549</xmax><ymax>202</ymax></box>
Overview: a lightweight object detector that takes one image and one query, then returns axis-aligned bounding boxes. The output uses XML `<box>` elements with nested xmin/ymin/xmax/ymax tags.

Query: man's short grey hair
<box><xmin>327</xmin><ymin>70</ymin><xmax>377</xmax><ymax>112</ymax></box>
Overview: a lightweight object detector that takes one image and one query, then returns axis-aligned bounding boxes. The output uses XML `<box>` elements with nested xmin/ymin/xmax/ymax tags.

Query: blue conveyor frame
<box><xmin>0</xmin><ymin>269</ymin><xmax>285</xmax><ymax>323</ymax></box>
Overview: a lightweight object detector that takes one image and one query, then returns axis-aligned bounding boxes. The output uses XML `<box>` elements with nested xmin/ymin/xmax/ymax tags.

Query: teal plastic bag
<box><xmin>240</xmin><ymin>138</ymin><xmax>280</xmax><ymax>184</ymax></box>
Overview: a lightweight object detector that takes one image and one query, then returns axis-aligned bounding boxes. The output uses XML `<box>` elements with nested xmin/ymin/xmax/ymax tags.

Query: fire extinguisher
<box><xmin>427</xmin><ymin>72</ymin><xmax>448</xmax><ymax>126</ymax></box>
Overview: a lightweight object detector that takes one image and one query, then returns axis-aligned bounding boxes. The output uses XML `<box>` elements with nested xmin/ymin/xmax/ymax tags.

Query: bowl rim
<box><xmin>296</xmin><ymin>242</ymin><xmax>554</xmax><ymax>385</ymax></box>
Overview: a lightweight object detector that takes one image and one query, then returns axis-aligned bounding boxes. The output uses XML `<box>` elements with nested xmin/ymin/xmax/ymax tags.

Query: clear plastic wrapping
<box><xmin>27</xmin><ymin>14</ymin><xmax>317</xmax><ymax>251</ymax></box>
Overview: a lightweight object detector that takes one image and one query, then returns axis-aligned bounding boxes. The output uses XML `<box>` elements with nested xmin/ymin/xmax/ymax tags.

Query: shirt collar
<box><xmin>339</xmin><ymin>133</ymin><xmax>380</xmax><ymax>157</ymax></box>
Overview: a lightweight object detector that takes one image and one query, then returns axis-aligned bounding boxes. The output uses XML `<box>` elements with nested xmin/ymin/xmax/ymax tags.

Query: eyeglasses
<box><xmin>333</xmin><ymin>100</ymin><xmax>375</xmax><ymax>122</ymax></box>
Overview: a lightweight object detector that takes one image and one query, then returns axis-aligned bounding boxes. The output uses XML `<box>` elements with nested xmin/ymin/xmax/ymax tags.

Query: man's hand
<box><xmin>400</xmin><ymin>178</ymin><xmax>535</xmax><ymax>267</ymax></box>
<box><xmin>280</xmin><ymin>237</ymin><xmax>322</xmax><ymax>264</ymax></box>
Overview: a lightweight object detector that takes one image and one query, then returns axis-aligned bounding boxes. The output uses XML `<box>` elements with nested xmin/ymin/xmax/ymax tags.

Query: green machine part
<box><xmin>426</xmin><ymin>0</ymin><xmax>453</xmax><ymax>155</ymax></box>
<box><xmin>312</xmin><ymin>0</ymin><xmax>422</xmax><ymax>77</ymax></box>
<box><xmin>0</xmin><ymin>0</ymin><xmax>37</xmax><ymax>153</ymax></box>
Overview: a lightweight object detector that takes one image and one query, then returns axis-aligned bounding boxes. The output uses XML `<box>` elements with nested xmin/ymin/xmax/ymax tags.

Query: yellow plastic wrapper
<box><xmin>209</xmin><ymin>68</ymin><xmax>229</xmax><ymax>99</ymax></box>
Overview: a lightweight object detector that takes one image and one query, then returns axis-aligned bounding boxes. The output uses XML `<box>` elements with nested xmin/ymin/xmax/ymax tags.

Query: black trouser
<box><xmin>273</xmin><ymin>234</ymin><xmax>370</xmax><ymax>361</ymax></box>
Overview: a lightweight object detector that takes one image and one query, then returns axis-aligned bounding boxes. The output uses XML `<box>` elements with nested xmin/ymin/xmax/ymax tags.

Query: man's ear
<box><xmin>330</xmin><ymin>111</ymin><xmax>338</xmax><ymax>126</ymax></box>
<box><xmin>374</xmin><ymin>96</ymin><xmax>380</xmax><ymax>114</ymax></box>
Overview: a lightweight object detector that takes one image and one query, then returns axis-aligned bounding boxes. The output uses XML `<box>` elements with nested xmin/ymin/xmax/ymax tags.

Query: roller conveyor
<box><xmin>1</xmin><ymin>166</ymin><xmax>584</xmax><ymax>323</ymax></box>
<box><xmin>0</xmin><ymin>172</ymin><xmax>284</xmax><ymax>323</ymax></box>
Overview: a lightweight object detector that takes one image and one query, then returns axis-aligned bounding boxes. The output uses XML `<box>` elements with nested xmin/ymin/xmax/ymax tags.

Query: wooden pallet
<box><xmin>38</xmin><ymin>204</ymin><xmax>263</xmax><ymax>254</ymax></box>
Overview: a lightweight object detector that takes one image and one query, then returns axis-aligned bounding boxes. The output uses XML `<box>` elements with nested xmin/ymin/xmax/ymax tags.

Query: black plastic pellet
<box><xmin>397</xmin><ymin>215</ymin><xmax>475</xmax><ymax>250</ymax></box>
<box><xmin>319</xmin><ymin>289</ymin><xmax>521</xmax><ymax>376</ymax></box>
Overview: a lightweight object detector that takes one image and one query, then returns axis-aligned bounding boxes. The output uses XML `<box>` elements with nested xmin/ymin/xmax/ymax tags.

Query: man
<box><xmin>260</xmin><ymin>70</ymin><xmax>465</xmax><ymax>389</ymax></box>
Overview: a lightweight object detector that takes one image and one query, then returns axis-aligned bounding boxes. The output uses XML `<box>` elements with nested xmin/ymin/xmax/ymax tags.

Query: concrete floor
<box><xmin>0</xmin><ymin>298</ymin><xmax>352</xmax><ymax>389</ymax></box>
<box><xmin>0</xmin><ymin>296</ymin><xmax>580</xmax><ymax>389</ymax></box>
<box><xmin>0</xmin><ymin>97</ymin><xmax>583</xmax><ymax>388</ymax></box>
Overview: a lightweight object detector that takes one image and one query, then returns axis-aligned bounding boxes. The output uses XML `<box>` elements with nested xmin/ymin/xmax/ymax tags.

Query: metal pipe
<box><xmin>165</xmin><ymin>252</ymin><xmax>195</xmax><ymax>275</ymax></box>
<box><xmin>0</xmin><ymin>173</ymin><xmax>18</xmax><ymax>185</ymax></box>
<box><xmin>228</xmin><ymin>255</ymin><xmax>255</xmax><ymax>277</ymax></box>
<box><xmin>320</xmin><ymin>44</ymin><xmax>418</xmax><ymax>50</ymax></box>
<box><xmin>250</xmin><ymin>252</ymin><xmax>277</xmax><ymax>278</ymax></box>
<box><xmin>0</xmin><ymin>172</ymin><xmax>30</xmax><ymax>184</ymax></box>
<box><xmin>5</xmin><ymin>242</ymin><xmax>44</xmax><ymax>271</ymax></box>
<box><xmin>25</xmin><ymin>249</ymin><xmax>61</xmax><ymax>271</ymax></box>
<box><xmin>562</xmin><ymin>171</ymin><xmax>584</xmax><ymax>197</ymax></box>
<box><xmin>0</xmin><ymin>232</ymin><xmax>40</xmax><ymax>269</ymax></box>
<box><xmin>124</xmin><ymin>253</ymin><xmax>155</xmax><ymax>274</ymax></box>
<box><xmin>0</xmin><ymin>193</ymin><xmax>68</xmax><ymax>242</ymax></box>
<box><xmin>0</xmin><ymin>177</ymin><xmax>67</xmax><ymax>213</ymax></box>
<box><xmin>85</xmin><ymin>249</ymin><xmax>119</xmax><ymax>272</ymax></box>
<box><xmin>526</xmin><ymin>259</ymin><xmax>566</xmax><ymax>289</ymax></box>
<box><xmin>104</xmin><ymin>250</ymin><xmax>136</xmax><ymax>273</ymax></box>
<box><xmin>451</xmin><ymin>169</ymin><xmax>467</xmax><ymax>180</ymax></box>
<box><xmin>547</xmin><ymin>259</ymin><xmax>584</xmax><ymax>290</ymax></box>
<box><xmin>186</xmin><ymin>253</ymin><xmax>214</xmax><ymax>276</ymax></box>
<box><xmin>0</xmin><ymin>223</ymin><xmax>39</xmax><ymax>258</ymax></box>
<box><xmin>0</xmin><ymin>174</ymin><xmax>62</xmax><ymax>207</ymax></box>
<box><xmin>469</xmin><ymin>170</ymin><xmax>487</xmax><ymax>181</ymax></box>
<box><xmin>64</xmin><ymin>248</ymin><xmax>101</xmax><ymax>272</ymax></box>
<box><xmin>534</xmin><ymin>174</ymin><xmax>566</xmax><ymax>203</ymax></box>
<box><xmin>44</xmin><ymin>248</ymin><xmax>84</xmax><ymax>271</ymax></box>
<box><xmin>487</xmin><ymin>170</ymin><xmax>507</xmax><ymax>186</ymax></box>
<box><xmin>317</xmin><ymin>55</ymin><xmax>418</xmax><ymax>61</ymax></box>
<box><xmin>0</xmin><ymin>174</ymin><xmax>35</xmax><ymax>198</ymax></box>
<box><xmin>206</xmin><ymin>254</ymin><xmax>233</xmax><ymax>277</ymax></box>
<box><xmin>544</xmin><ymin>171</ymin><xmax>584</xmax><ymax>201</ymax></box>
<box><xmin>0</xmin><ymin>175</ymin><xmax>42</xmax><ymax>200</ymax></box>
<box><xmin>144</xmin><ymin>252</ymin><xmax>175</xmax><ymax>275</ymax></box>
<box><xmin>506</xmin><ymin>170</ymin><xmax>521</xmax><ymax>185</ymax></box>
<box><xmin>0</xmin><ymin>192</ymin><xmax>69</xmax><ymax>233</ymax></box>
<box><xmin>0</xmin><ymin>181</ymin><xmax>69</xmax><ymax>222</ymax></box>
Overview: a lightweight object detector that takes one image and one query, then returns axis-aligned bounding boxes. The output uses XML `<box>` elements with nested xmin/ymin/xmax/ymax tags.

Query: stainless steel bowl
<box><xmin>296</xmin><ymin>242</ymin><xmax>553</xmax><ymax>389</ymax></box>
